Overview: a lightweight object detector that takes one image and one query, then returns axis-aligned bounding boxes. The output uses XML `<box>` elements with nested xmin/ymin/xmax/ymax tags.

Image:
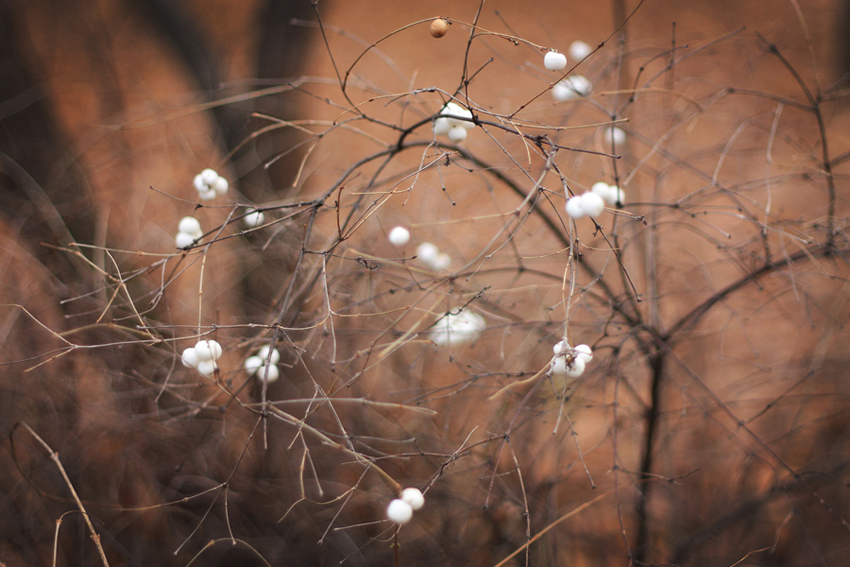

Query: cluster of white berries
<box><xmin>591</xmin><ymin>181</ymin><xmax>624</xmax><ymax>207</ymax></box>
<box><xmin>416</xmin><ymin>242</ymin><xmax>451</xmax><ymax>270</ymax></box>
<box><xmin>603</xmin><ymin>126</ymin><xmax>627</xmax><ymax>147</ymax></box>
<box><xmin>552</xmin><ymin>75</ymin><xmax>592</xmax><ymax>101</ymax></box>
<box><xmin>566</xmin><ymin>191</ymin><xmax>606</xmax><ymax>220</ymax></box>
<box><xmin>388</xmin><ymin>226</ymin><xmax>410</xmax><ymax>246</ymax></box>
<box><xmin>430</xmin><ymin>310</ymin><xmax>486</xmax><ymax>346</ymax></box>
<box><xmin>193</xmin><ymin>168</ymin><xmax>229</xmax><ymax>201</ymax></box>
<box><xmin>176</xmin><ymin>216</ymin><xmax>203</xmax><ymax>249</ymax></box>
<box><xmin>550</xmin><ymin>340</ymin><xmax>593</xmax><ymax>377</ymax></box>
<box><xmin>182</xmin><ymin>339</ymin><xmax>223</xmax><ymax>378</ymax></box>
<box><xmin>386</xmin><ymin>487</ymin><xmax>425</xmax><ymax>525</ymax></box>
<box><xmin>243</xmin><ymin>208</ymin><xmax>265</xmax><ymax>229</ymax></box>
<box><xmin>433</xmin><ymin>101</ymin><xmax>474</xmax><ymax>143</ymax></box>
<box><xmin>244</xmin><ymin>345</ymin><xmax>281</xmax><ymax>383</ymax></box>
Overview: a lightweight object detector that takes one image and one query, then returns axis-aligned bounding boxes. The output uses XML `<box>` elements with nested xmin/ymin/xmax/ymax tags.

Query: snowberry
<box><xmin>176</xmin><ymin>232</ymin><xmax>196</xmax><ymax>249</ymax></box>
<box><xmin>257</xmin><ymin>364</ymin><xmax>280</xmax><ymax>383</ymax></box>
<box><xmin>212</xmin><ymin>176</ymin><xmax>228</xmax><ymax>196</ymax></box>
<box><xmin>433</xmin><ymin>117</ymin><xmax>452</xmax><ymax>136</ymax></box>
<box><xmin>200</xmin><ymin>168</ymin><xmax>218</xmax><ymax>185</ymax></box>
<box><xmin>416</xmin><ymin>242</ymin><xmax>439</xmax><ymax>264</ymax></box>
<box><xmin>388</xmin><ymin>226</ymin><xmax>410</xmax><ymax>246</ymax></box>
<box><xmin>178</xmin><ymin>217</ymin><xmax>203</xmax><ymax>238</ymax></box>
<box><xmin>401</xmin><ymin>488</ymin><xmax>425</xmax><ymax>511</ymax></box>
<box><xmin>259</xmin><ymin>345</ymin><xmax>280</xmax><ymax>364</ymax></box>
<box><xmin>609</xmin><ymin>185</ymin><xmax>625</xmax><ymax>206</ymax></box>
<box><xmin>574</xmin><ymin>344</ymin><xmax>593</xmax><ymax>363</ymax></box>
<box><xmin>432</xmin><ymin>252</ymin><xmax>452</xmax><ymax>270</ymax></box>
<box><xmin>439</xmin><ymin>102</ymin><xmax>473</xmax><ymax>130</ymax></box>
<box><xmin>195</xmin><ymin>340</ymin><xmax>222</xmax><ymax>362</ymax></box>
<box><xmin>181</xmin><ymin>347</ymin><xmax>200</xmax><ymax>368</ymax></box>
<box><xmin>580</xmin><ymin>192</ymin><xmax>605</xmax><ymax>217</ymax></box>
<box><xmin>544</xmin><ymin>51</ymin><xmax>567</xmax><ymax>71</ymax></box>
<box><xmin>566</xmin><ymin>195</ymin><xmax>586</xmax><ymax>219</ymax></box>
<box><xmin>431</xmin><ymin>311</ymin><xmax>485</xmax><ymax>346</ymax></box>
<box><xmin>552</xmin><ymin>354</ymin><xmax>585</xmax><ymax>377</ymax></box>
<box><xmin>430</xmin><ymin>18</ymin><xmax>448</xmax><ymax>38</ymax></box>
<box><xmin>569</xmin><ymin>40</ymin><xmax>592</xmax><ymax>61</ymax></box>
<box><xmin>193</xmin><ymin>174</ymin><xmax>207</xmax><ymax>193</ymax></box>
<box><xmin>244</xmin><ymin>209</ymin><xmax>265</xmax><ymax>228</ymax></box>
<box><xmin>447</xmin><ymin>126</ymin><xmax>467</xmax><ymax>143</ymax></box>
<box><xmin>552</xmin><ymin>75</ymin><xmax>592</xmax><ymax>101</ymax></box>
<box><xmin>387</xmin><ymin>499</ymin><xmax>414</xmax><ymax>525</ymax></box>
<box><xmin>196</xmin><ymin>359</ymin><xmax>218</xmax><ymax>378</ymax></box>
<box><xmin>244</xmin><ymin>355</ymin><xmax>264</xmax><ymax>376</ymax></box>
<box><xmin>198</xmin><ymin>188</ymin><xmax>217</xmax><ymax>201</ymax></box>
<box><xmin>553</xmin><ymin>339</ymin><xmax>569</xmax><ymax>356</ymax></box>
<box><xmin>604</xmin><ymin>126</ymin><xmax>626</xmax><ymax>147</ymax></box>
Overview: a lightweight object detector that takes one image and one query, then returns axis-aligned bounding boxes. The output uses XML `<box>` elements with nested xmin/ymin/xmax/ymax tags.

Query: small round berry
<box><xmin>176</xmin><ymin>232</ymin><xmax>195</xmax><ymax>249</ymax></box>
<box><xmin>544</xmin><ymin>51</ymin><xmax>567</xmax><ymax>71</ymax></box>
<box><xmin>194</xmin><ymin>340</ymin><xmax>215</xmax><ymax>362</ymax></box>
<box><xmin>574</xmin><ymin>344</ymin><xmax>593</xmax><ymax>363</ymax></box>
<box><xmin>430</xmin><ymin>18</ymin><xmax>449</xmax><ymax>38</ymax></box>
<box><xmin>553</xmin><ymin>339</ymin><xmax>569</xmax><ymax>356</ymax></box>
<box><xmin>433</xmin><ymin>116</ymin><xmax>452</xmax><ymax>136</ymax></box>
<box><xmin>181</xmin><ymin>347</ymin><xmax>200</xmax><ymax>368</ymax></box>
<box><xmin>206</xmin><ymin>340</ymin><xmax>222</xmax><ymax>361</ymax></box>
<box><xmin>401</xmin><ymin>487</ymin><xmax>425</xmax><ymax>511</ymax></box>
<box><xmin>259</xmin><ymin>345</ymin><xmax>281</xmax><ymax>364</ymax></box>
<box><xmin>196</xmin><ymin>359</ymin><xmax>217</xmax><ymax>378</ymax></box>
<box><xmin>193</xmin><ymin>174</ymin><xmax>206</xmax><ymax>192</ymax></box>
<box><xmin>566</xmin><ymin>196</ymin><xmax>586</xmax><ymax>219</ymax></box>
<box><xmin>580</xmin><ymin>192</ymin><xmax>605</xmax><ymax>217</ymax></box>
<box><xmin>244</xmin><ymin>209</ymin><xmax>265</xmax><ymax>228</ymax></box>
<box><xmin>432</xmin><ymin>252</ymin><xmax>452</xmax><ymax>270</ymax></box>
<box><xmin>244</xmin><ymin>356</ymin><xmax>264</xmax><ymax>376</ymax></box>
<box><xmin>387</xmin><ymin>499</ymin><xmax>414</xmax><ymax>524</ymax></box>
<box><xmin>416</xmin><ymin>242</ymin><xmax>439</xmax><ymax>264</ymax></box>
<box><xmin>178</xmin><ymin>217</ymin><xmax>202</xmax><ymax>238</ymax></box>
<box><xmin>212</xmin><ymin>176</ymin><xmax>229</xmax><ymax>195</ymax></box>
<box><xmin>257</xmin><ymin>364</ymin><xmax>280</xmax><ymax>383</ymax></box>
<box><xmin>564</xmin><ymin>355</ymin><xmax>586</xmax><ymax>377</ymax></box>
<box><xmin>200</xmin><ymin>168</ymin><xmax>218</xmax><ymax>185</ymax></box>
<box><xmin>569</xmin><ymin>40</ymin><xmax>592</xmax><ymax>61</ymax></box>
<box><xmin>447</xmin><ymin>126</ymin><xmax>468</xmax><ymax>143</ymax></box>
<box><xmin>198</xmin><ymin>188</ymin><xmax>217</xmax><ymax>201</ymax></box>
<box><xmin>604</xmin><ymin>126</ymin><xmax>626</xmax><ymax>147</ymax></box>
<box><xmin>389</xmin><ymin>226</ymin><xmax>410</xmax><ymax>246</ymax></box>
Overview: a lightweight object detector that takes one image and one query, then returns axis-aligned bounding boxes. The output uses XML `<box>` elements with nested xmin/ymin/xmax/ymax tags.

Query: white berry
<box><xmin>176</xmin><ymin>232</ymin><xmax>195</xmax><ymax>249</ymax></box>
<box><xmin>181</xmin><ymin>347</ymin><xmax>200</xmax><ymax>368</ymax></box>
<box><xmin>244</xmin><ymin>355</ymin><xmax>264</xmax><ymax>376</ymax></box>
<box><xmin>604</xmin><ymin>126</ymin><xmax>626</xmax><ymax>147</ymax></box>
<box><xmin>447</xmin><ymin>126</ymin><xmax>467</xmax><ymax>143</ymax></box>
<box><xmin>194</xmin><ymin>340</ymin><xmax>217</xmax><ymax>362</ymax></box>
<box><xmin>432</xmin><ymin>252</ymin><xmax>452</xmax><ymax>270</ymax></box>
<box><xmin>388</xmin><ymin>226</ymin><xmax>410</xmax><ymax>246</ymax></box>
<box><xmin>433</xmin><ymin>117</ymin><xmax>452</xmax><ymax>136</ymax></box>
<box><xmin>569</xmin><ymin>40</ymin><xmax>592</xmax><ymax>61</ymax></box>
<box><xmin>259</xmin><ymin>345</ymin><xmax>280</xmax><ymax>364</ymax></box>
<box><xmin>198</xmin><ymin>188</ymin><xmax>217</xmax><ymax>201</ymax></box>
<box><xmin>212</xmin><ymin>176</ymin><xmax>228</xmax><ymax>195</ymax></box>
<box><xmin>566</xmin><ymin>196</ymin><xmax>586</xmax><ymax>219</ymax></box>
<box><xmin>200</xmin><ymin>168</ymin><xmax>218</xmax><ymax>185</ymax></box>
<box><xmin>564</xmin><ymin>355</ymin><xmax>585</xmax><ymax>377</ymax></box>
<box><xmin>178</xmin><ymin>217</ymin><xmax>202</xmax><ymax>238</ymax></box>
<box><xmin>544</xmin><ymin>51</ymin><xmax>567</xmax><ymax>71</ymax></box>
<box><xmin>574</xmin><ymin>344</ymin><xmax>593</xmax><ymax>363</ymax></box>
<box><xmin>196</xmin><ymin>359</ymin><xmax>217</xmax><ymax>378</ymax></box>
<box><xmin>416</xmin><ymin>242</ymin><xmax>439</xmax><ymax>264</ymax></box>
<box><xmin>387</xmin><ymin>499</ymin><xmax>414</xmax><ymax>524</ymax></box>
<box><xmin>257</xmin><ymin>364</ymin><xmax>280</xmax><ymax>383</ymax></box>
<box><xmin>244</xmin><ymin>209</ymin><xmax>265</xmax><ymax>228</ymax></box>
<box><xmin>553</xmin><ymin>339</ymin><xmax>569</xmax><ymax>356</ymax></box>
<box><xmin>401</xmin><ymin>488</ymin><xmax>425</xmax><ymax>511</ymax></box>
<box><xmin>580</xmin><ymin>192</ymin><xmax>605</xmax><ymax>218</ymax></box>
<box><xmin>552</xmin><ymin>75</ymin><xmax>592</xmax><ymax>101</ymax></box>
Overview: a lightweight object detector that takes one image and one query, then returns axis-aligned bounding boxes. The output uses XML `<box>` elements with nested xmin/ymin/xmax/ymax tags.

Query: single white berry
<box><xmin>564</xmin><ymin>355</ymin><xmax>585</xmax><ymax>377</ymax></box>
<box><xmin>196</xmin><ymin>359</ymin><xmax>217</xmax><ymax>378</ymax></box>
<box><xmin>552</xmin><ymin>75</ymin><xmax>592</xmax><ymax>102</ymax></box>
<box><xmin>580</xmin><ymin>192</ymin><xmax>605</xmax><ymax>217</ymax></box>
<box><xmin>432</xmin><ymin>252</ymin><xmax>452</xmax><ymax>270</ymax></box>
<box><xmin>198</xmin><ymin>188</ymin><xmax>217</xmax><ymax>201</ymax></box>
<box><xmin>610</xmin><ymin>185</ymin><xmax>625</xmax><ymax>205</ymax></box>
<box><xmin>259</xmin><ymin>345</ymin><xmax>280</xmax><ymax>364</ymax></box>
<box><xmin>208</xmin><ymin>340</ymin><xmax>223</xmax><ymax>360</ymax></box>
<box><xmin>569</xmin><ymin>40</ymin><xmax>592</xmax><ymax>61</ymax></box>
<box><xmin>193</xmin><ymin>174</ymin><xmax>207</xmax><ymax>192</ymax></box>
<box><xmin>416</xmin><ymin>242</ymin><xmax>439</xmax><ymax>264</ymax></box>
<box><xmin>604</xmin><ymin>126</ymin><xmax>626</xmax><ymax>147</ymax></box>
<box><xmin>194</xmin><ymin>340</ymin><xmax>215</xmax><ymax>362</ymax></box>
<box><xmin>178</xmin><ymin>217</ymin><xmax>202</xmax><ymax>238</ymax></box>
<box><xmin>181</xmin><ymin>347</ymin><xmax>200</xmax><ymax>368</ymax></box>
<box><xmin>566</xmin><ymin>196</ymin><xmax>586</xmax><ymax>219</ymax></box>
<box><xmin>433</xmin><ymin>116</ymin><xmax>452</xmax><ymax>136</ymax></box>
<box><xmin>200</xmin><ymin>168</ymin><xmax>218</xmax><ymax>185</ymax></box>
<box><xmin>387</xmin><ymin>499</ymin><xmax>414</xmax><ymax>524</ymax></box>
<box><xmin>447</xmin><ymin>126</ymin><xmax>467</xmax><ymax>143</ymax></box>
<box><xmin>544</xmin><ymin>51</ymin><xmax>567</xmax><ymax>71</ymax></box>
<box><xmin>591</xmin><ymin>182</ymin><xmax>611</xmax><ymax>200</ymax></box>
<box><xmin>389</xmin><ymin>226</ymin><xmax>410</xmax><ymax>246</ymax></box>
<box><xmin>574</xmin><ymin>344</ymin><xmax>593</xmax><ymax>363</ymax></box>
<box><xmin>244</xmin><ymin>355</ymin><xmax>264</xmax><ymax>376</ymax></box>
<box><xmin>440</xmin><ymin>102</ymin><xmax>473</xmax><ymax>129</ymax></box>
<box><xmin>401</xmin><ymin>488</ymin><xmax>425</xmax><ymax>511</ymax></box>
<box><xmin>244</xmin><ymin>209</ymin><xmax>265</xmax><ymax>228</ymax></box>
<box><xmin>176</xmin><ymin>232</ymin><xmax>195</xmax><ymax>249</ymax></box>
<box><xmin>257</xmin><ymin>364</ymin><xmax>280</xmax><ymax>383</ymax></box>
<box><xmin>431</xmin><ymin>311</ymin><xmax>485</xmax><ymax>346</ymax></box>
<box><xmin>212</xmin><ymin>176</ymin><xmax>228</xmax><ymax>195</ymax></box>
<box><xmin>553</xmin><ymin>339</ymin><xmax>569</xmax><ymax>356</ymax></box>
